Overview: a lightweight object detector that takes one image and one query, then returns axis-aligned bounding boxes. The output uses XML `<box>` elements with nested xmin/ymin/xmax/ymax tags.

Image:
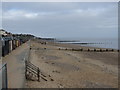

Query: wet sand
<box><xmin>26</xmin><ymin>39</ymin><xmax>118</xmax><ymax>88</ymax></box>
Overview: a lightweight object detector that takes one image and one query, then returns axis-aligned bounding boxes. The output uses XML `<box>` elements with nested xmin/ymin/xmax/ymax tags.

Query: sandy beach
<box><xmin>25</xmin><ymin>39</ymin><xmax>118</xmax><ymax>88</ymax></box>
<box><xmin>1</xmin><ymin>1</ymin><xmax>118</xmax><ymax>89</ymax></box>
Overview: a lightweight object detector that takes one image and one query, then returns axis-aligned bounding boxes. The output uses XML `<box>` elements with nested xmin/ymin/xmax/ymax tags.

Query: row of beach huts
<box><xmin>0</xmin><ymin>36</ymin><xmax>27</xmax><ymax>57</ymax></box>
<box><xmin>0</xmin><ymin>29</ymin><xmax>34</xmax><ymax>58</ymax></box>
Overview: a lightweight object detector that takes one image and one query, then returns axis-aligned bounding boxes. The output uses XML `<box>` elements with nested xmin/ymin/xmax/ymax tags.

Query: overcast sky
<box><xmin>1</xmin><ymin>2</ymin><xmax>118</xmax><ymax>38</ymax></box>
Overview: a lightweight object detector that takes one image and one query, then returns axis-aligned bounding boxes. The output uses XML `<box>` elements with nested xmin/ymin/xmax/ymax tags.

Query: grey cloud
<box><xmin>2</xmin><ymin>2</ymin><xmax>118</xmax><ymax>38</ymax></box>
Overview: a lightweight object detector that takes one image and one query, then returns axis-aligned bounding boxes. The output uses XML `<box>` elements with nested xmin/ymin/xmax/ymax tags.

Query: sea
<box><xmin>56</xmin><ymin>38</ymin><xmax>119</xmax><ymax>50</ymax></box>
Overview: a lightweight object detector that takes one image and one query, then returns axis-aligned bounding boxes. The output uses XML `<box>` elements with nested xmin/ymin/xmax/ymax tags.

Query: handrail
<box><xmin>0</xmin><ymin>63</ymin><xmax>7</xmax><ymax>70</ymax></box>
<box><xmin>0</xmin><ymin>63</ymin><xmax>8</xmax><ymax>88</ymax></box>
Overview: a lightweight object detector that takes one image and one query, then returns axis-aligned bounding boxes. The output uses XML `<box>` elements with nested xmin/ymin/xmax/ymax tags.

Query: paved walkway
<box><xmin>2</xmin><ymin>41</ymin><xmax>30</xmax><ymax>88</ymax></box>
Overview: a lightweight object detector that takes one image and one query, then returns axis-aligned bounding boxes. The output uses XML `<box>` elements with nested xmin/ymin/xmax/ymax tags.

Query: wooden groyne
<box><xmin>58</xmin><ymin>48</ymin><xmax>119</xmax><ymax>52</ymax></box>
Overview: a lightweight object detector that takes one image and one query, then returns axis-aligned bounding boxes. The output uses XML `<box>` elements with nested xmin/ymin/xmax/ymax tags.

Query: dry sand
<box><xmin>26</xmin><ymin>39</ymin><xmax>118</xmax><ymax>88</ymax></box>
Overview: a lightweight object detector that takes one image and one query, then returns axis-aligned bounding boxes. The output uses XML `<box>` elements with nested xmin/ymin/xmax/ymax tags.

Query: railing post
<box><xmin>5</xmin><ymin>63</ymin><xmax>8</xmax><ymax>89</ymax></box>
<box><xmin>25</xmin><ymin>60</ymin><xmax>28</xmax><ymax>79</ymax></box>
<box><xmin>38</xmin><ymin>68</ymin><xmax>40</xmax><ymax>82</ymax></box>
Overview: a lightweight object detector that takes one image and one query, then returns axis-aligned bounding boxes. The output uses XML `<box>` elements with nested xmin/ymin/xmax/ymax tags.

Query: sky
<box><xmin>1</xmin><ymin>2</ymin><xmax>118</xmax><ymax>38</ymax></box>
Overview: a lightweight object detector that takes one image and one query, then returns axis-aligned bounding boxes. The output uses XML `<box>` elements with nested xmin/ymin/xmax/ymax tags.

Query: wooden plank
<box><xmin>27</xmin><ymin>61</ymin><xmax>39</xmax><ymax>69</ymax></box>
<box><xmin>40</xmin><ymin>75</ymin><xmax>47</xmax><ymax>81</ymax></box>
<box><xmin>26</xmin><ymin>64</ymin><xmax>38</xmax><ymax>71</ymax></box>
<box><xmin>26</xmin><ymin>67</ymin><xmax>38</xmax><ymax>75</ymax></box>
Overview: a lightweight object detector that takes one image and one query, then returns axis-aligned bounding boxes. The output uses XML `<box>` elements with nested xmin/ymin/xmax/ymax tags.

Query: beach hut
<box><xmin>5</xmin><ymin>37</ymin><xmax>13</xmax><ymax>53</ymax></box>
<box><xmin>9</xmin><ymin>40</ymin><xmax>12</xmax><ymax>52</ymax></box>
<box><xmin>12</xmin><ymin>40</ymin><xmax>14</xmax><ymax>50</ymax></box>
<box><xmin>18</xmin><ymin>40</ymin><xmax>21</xmax><ymax>46</ymax></box>
<box><xmin>16</xmin><ymin>40</ymin><xmax>19</xmax><ymax>47</ymax></box>
<box><xmin>20</xmin><ymin>39</ymin><xmax>23</xmax><ymax>45</ymax></box>
<box><xmin>2</xmin><ymin>37</ymin><xmax>5</xmax><ymax>57</ymax></box>
<box><xmin>0</xmin><ymin>37</ymin><xmax>2</xmax><ymax>58</ymax></box>
<box><xmin>4</xmin><ymin>40</ymin><xmax>9</xmax><ymax>55</ymax></box>
<box><xmin>1</xmin><ymin>37</ymin><xmax>5</xmax><ymax>57</ymax></box>
<box><xmin>2</xmin><ymin>37</ymin><xmax>13</xmax><ymax>56</ymax></box>
<box><xmin>13</xmin><ymin>37</ymin><xmax>17</xmax><ymax>48</ymax></box>
<box><xmin>12</xmin><ymin>37</ymin><xmax>18</xmax><ymax>49</ymax></box>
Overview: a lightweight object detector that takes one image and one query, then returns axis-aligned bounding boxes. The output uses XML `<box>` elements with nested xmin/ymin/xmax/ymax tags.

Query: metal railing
<box><xmin>0</xmin><ymin>63</ymin><xmax>8</xmax><ymax>89</ymax></box>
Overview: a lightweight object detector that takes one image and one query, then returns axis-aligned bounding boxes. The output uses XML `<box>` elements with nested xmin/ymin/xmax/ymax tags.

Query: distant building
<box><xmin>0</xmin><ymin>29</ymin><xmax>8</xmax><ymax>36</ymax></box>
<box><xmin>0</xmin><ymin>29</ymin><xmax>13</xmax><ymax>37</ymax></box>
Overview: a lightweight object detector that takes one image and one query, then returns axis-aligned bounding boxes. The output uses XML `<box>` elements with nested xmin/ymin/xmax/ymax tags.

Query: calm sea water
<box><xmin>56</xmin><ymin>38</ymin><xmax>118</xmax><ymax>50</ymax></box>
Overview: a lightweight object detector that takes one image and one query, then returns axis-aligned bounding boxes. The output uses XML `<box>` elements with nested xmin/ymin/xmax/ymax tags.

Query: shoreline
<box><xmin>56</xmin><ymin>42</ymin><xmax>118</xmax><ymax>50</ymax></box>
<box><xmin>52</xmin><ymin>41</ymin><xmax>119</xmax><ymax>52</ymax></box>
<box><xmin>55</xmin><ymin>38</ymin><xmax>118</xmax><ymax>50</ymax></box>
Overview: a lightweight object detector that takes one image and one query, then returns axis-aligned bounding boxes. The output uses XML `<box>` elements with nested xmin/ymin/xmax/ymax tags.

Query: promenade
<box><xmin>2</xmin><ymin>42</ymin><xmax>30</xmax><ymax>88</ymax></box>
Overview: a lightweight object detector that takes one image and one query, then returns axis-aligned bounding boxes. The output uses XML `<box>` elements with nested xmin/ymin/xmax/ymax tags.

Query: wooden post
<box><xmin>88</xmin><ymin>48</ymin><xmax>90</xmax><ymax>51</ymax></box>
<box><xmin>80</xmin><ymin>48</ymin><xmax>83</xmax><ymax>51</ymax></box>
<box><xmin>100</xmin><ymin>49</ymin><xmax>102</xmax><ymax>52</ymax></box>
<box><xmin>118</xmin><ymin>50</ymin><xmax>119</xmax><ymax>52</ymax></box>
<box><xmin>94</xmin><ymin>48</ymin><xmax>96</xmax><ymax>52</ymax></box>
<box><xmin>38</xmin><ymin>68</ymin><xmax>40</xmax><ymax>82</ymax></box>
<box><xmin>106</xmin><ymin>49</ymin><xmax>108</xmax><ymax>51</ymax></box>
